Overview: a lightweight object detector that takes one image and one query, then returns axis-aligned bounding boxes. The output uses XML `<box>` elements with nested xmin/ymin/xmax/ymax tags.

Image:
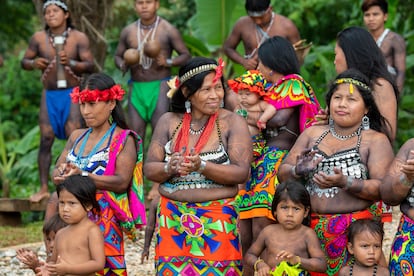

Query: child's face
<box><xmin>237</xmin><ymin>90</ymin><xmax>261</xmax><ymax>107</ymax></box>
<box><xmin>58</xmin><ymin>189</ymin><xmax>89</xmax><ymax>224</ymax></box>
<box><xmin>274</xmin><ymin>199</ymin><xmax>308</xmax><ymax>230</ymax></box>
<box><xmin>43</xmin><ymin>231</ymin><xmax>56</xmax><ymax>257</ymax></box>
<box><xmin>347</xmin><ymin>231</ymin><xmax>382</xmax><ymax>267</ymax></box>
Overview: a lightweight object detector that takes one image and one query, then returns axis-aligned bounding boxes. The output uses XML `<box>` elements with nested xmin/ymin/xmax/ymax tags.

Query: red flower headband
<box><xmin>70</xmin><ymin>84</ymin><xmax>125</xmax><ymax>104</ymax></box>
<box><xmin>167</xmin><ymin>58</ymin><xmax>225</xmax><ymax>98</ymax></box>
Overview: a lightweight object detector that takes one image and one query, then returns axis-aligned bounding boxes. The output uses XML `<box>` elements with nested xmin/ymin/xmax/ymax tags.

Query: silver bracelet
<box><xmin>343</xmin><ymin>176</ymin><xmax>353</xmax><ymax>190</ymax></box>
<box><xmin>164</xmin><ymin>162</ymin><xmax>169</xmax><ymax>174</ymax></box>
<box><xmin>291</xmin><ymin>165</ymin><xmax>300</xmax><ymax>178</ymax></box>
<box><xmin>198</xmin><ymin>160</ymin><xmax>206</xmax><ymax>173</ymax></box>
<box><xmin>69</xmin><ymin>59</ymin><xmax>77</xmax><ymax>68</ymax></box>
<box><xmin>30</xmin><ymin>59</ymin><xmax>35</xmax><ymax>68</ymax></box>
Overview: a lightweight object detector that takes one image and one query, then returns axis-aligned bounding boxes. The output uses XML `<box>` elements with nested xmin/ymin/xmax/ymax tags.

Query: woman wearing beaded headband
<box><xmin>50</xmin><ymin>73</ymin><xmax>146</xmax><ymax>275</ymax></box>
<box><xmin>144</xmin><ymin>57</ymin><xmax>252</xmax><ymax>275</ymax></box>
<box><xmin>278</xmin><ymin>69</ymin><xmax>394</xmax><ymax>275</ymax></box>
<box><xmin>21</xmin><ymin>0</ymin><xmax>94</xmax><ymax>203</ymax></box>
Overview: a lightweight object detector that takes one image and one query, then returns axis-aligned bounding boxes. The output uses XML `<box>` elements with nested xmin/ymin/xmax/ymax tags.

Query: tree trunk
<box><xmin>32</xmin><ymin>0</ymin><xmax>115</xmax><ymax>71</ymax></box>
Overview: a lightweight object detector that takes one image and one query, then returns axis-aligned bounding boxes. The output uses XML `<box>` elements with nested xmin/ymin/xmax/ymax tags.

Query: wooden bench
<box><xmin>0</xmin><ymin>198</ymin><xmax>48</xmax><ymax>226</ymax></box>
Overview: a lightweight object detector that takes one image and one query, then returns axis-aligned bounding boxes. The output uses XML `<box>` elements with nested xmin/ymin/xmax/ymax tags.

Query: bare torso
<box><xmin>25</xmin><ymin>29</ymin><xmax>93</xmax><ymax>89</ymax></box>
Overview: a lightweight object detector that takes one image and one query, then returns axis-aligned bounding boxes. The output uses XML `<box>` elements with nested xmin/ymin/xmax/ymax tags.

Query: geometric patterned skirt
<box><xmin>155</xmin><ymin>196</ymin><xmax>243</xmax><ymax>275</ymax></box>
<box><xmin>90</xmin><ymin>192</ymin><xmax>127</xmax><ymax>276</ymax></box>
<box><xmin>389</xmin><ymin>213</ymin><xmax>414</xmax><ymax>276</ymax></box>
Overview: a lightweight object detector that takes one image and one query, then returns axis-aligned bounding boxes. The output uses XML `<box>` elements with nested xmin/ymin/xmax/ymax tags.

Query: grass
<box><xmin>0</xmin><ymin>221</ymin><xmax>43</xmax><ymax>248</ymax></box>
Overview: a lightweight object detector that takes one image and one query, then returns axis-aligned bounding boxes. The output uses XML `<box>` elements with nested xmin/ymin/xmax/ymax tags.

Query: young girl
<box><xmin>245</xmin><ymin>180</ymin><xmax>326</xmax><ymax>276</ymax></box>
<box><xmin>338</xmin><ymin>219</ymin><xmax>389</xmax><ymax>276</ymax></box>
<box><xmin>16</xmin><ymin>213</ymin><xmax>67</xmax><ymax>273</ymax></box>
<box><xmin>45</xmin><ymin>175</ymin><xmax>105</xmax><ymax>275</ymax></box>
<box><xmin>228</xmin><ymin>69</ymin><xmax>276</xmax><ymax>136</ymax></box>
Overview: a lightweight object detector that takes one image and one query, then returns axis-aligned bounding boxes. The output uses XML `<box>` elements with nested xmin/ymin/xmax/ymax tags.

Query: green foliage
<box><xmin>0</xmin><ymin>1</ymin><xmax>36</xmax><ymax>53</ymax></box>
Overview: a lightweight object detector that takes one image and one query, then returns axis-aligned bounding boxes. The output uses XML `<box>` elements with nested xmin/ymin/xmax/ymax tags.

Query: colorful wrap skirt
<box><xmin>237</xmin><ymin>146</ymin><xmax>288</xmax><ymax>220</ymax></box>
<box><xmin>310</xmin><ymin>205</ymin><xmax>381</xmax><ymax>276</ymax></box>
<box><xmin>270</xmin><ymin>261</ymin><xmax>310</xmax><ymax>276</ymax></box>
<box><xmin>90</xmin><ymin>192</ymin><xmax>127</xmax><ymax>276</ymax></box>
<box><xmin>389</xmin><ymin>214</ymin><xmax>414</xmax><ymax>276</ymax></box>
<box><xmin>155</xmin><ymin>196</ymin><xmax>243</xmax><ymax>275</ymax></box>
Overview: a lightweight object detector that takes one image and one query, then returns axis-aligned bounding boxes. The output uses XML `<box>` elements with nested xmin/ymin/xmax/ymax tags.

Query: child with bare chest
<box><xmin>244</xmin><ymin>180</ymin><xmax>326</xmax><ymax>275</ymax></box>
<box><xmin>43</xmin><ymin>175</ymin><xmax>105</xmax><ymax>276</ymax></box>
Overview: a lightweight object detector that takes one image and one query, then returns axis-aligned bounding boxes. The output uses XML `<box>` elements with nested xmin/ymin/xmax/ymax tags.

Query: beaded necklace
<box><xmin>136</xmin><ymin>16</ymin><xmax>160</xmax><ymax>69</ymax></box>
<box><xmin>190</xmin><ymin>124</ymin><xmax>206</xmax><ymax>136</ymax></box>
<box><xmin>330</xmin><ymin>125</ymin><xmax>361</xmax><ymax>141</ymax></box>
<box><xmin>349</xmin><ymin>263</ymin><xmax>377</xmax><ymax>276</ymax></box>
<box><xmin>75</xmin><ymin>123</ymin><xmax>116</xmax><ymax>170</ymax></box>
<box><xmin>245</xmin><ymin>12</ymin><xmax>275</xmax><ymax>59</ymax></box>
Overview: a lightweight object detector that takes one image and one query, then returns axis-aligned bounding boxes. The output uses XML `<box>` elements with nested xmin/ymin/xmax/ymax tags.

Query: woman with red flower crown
<box><xmin>144</xmin><ymin>57</ymin><xmax>252</xmax><ymax>275</ymax></box>
<box><xmin>48</xmin><ymin>72</ymin><xmax>146</xmax><ymax>275</ymax></box>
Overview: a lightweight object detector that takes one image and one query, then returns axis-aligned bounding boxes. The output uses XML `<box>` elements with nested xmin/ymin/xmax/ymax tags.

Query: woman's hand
<box><xmin>313</xmin><ymin>167</ymin><xmax>346</xmax><ymax>189</ymax></box>
<box><xmin>53</xmin><ymin>162</ymin><xmax>82</xmax><ymax>183</ymax></box>
<box><xmin>295</xmin><ymin>149</ymin><xmax>323</xmax><ymax>176</ymax></box>
<box><xmin>313</xmin><ymin>108</ymin><xmax>328</xmax><ymax>126</ymax></box>
<box><xmin>401</xmin><ymin>150</ymin><xmax>414</xmax><ymax>183</ymax></box>
<box><xmin>179</xmin><ymin>148</ymin><xmax>204</xmax><ymax>176</ymax></box>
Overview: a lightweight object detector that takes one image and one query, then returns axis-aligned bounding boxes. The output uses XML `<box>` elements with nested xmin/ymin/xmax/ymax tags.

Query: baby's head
<box><xmin>43</xmin><ymin>213</ymin><xmax>67</xmax><ymax>257</ymax></box>
<box><xmin>228</xmin><ymin>70</ymin><xmax>267</xmax><ymax>106</ymax></box>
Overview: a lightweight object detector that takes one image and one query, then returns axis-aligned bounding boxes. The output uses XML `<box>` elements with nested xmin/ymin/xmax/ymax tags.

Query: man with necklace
<box><xmin>115</xmin><ymin>0</ymin><xmax>190</xmax><ymax>201</ymax></box>
<box><xmin>114</xmin><ymin>0</ymin><xmax>190</xmax><ymax>146</ymax></box>
<box><xmin>21</xmin><ymin>0</ymin><xmax>94</xmax><ymax>203</ymax></box>
<box><xmin>223</xmin><ymin>0</ymin><xmax>300</xmax><ymax>71</ymax></box>
<box><xmin>361</xmin><ymin>0</ymin><xmax>406</xmax><ymax>95</ymax></box>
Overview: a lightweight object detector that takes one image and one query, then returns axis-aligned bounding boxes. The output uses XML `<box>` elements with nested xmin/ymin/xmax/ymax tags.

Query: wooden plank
<box><xmin>0</xmin><ymin>198</ymin><xmax>47</xmax><ymax>212</ymax></box>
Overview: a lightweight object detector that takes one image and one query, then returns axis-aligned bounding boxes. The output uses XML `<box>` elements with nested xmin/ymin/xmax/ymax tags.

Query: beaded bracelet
<box><xmin>254</xmin><ymin>258</ymin><xmax>264</xmax><ymax>272</ymax></box>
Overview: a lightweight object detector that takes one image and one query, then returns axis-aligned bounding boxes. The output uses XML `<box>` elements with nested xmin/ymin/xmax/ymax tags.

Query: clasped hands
<box><xmin>54</xmin><ymin>162</ymin><xmax>82</xmax><ymax>182</ymax></box>
<box><xmin>165</xmin><ymin>147</ymin><xmax>203</xmax><ymax>176</ymax></box>
<box><xmin>295</xmin><ymin>148</ymin><xmax>348</xmax><ymax>189</ymax></box>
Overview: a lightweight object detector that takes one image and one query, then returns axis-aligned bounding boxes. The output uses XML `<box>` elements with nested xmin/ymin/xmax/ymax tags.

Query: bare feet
<box><xmin>29</xmin><ymin>190</ymin><xmax>50</xmax><ymax>203</ymax></box>
<box><xmin>147</xmin><ymin>182</ymin><xmax>160</xmax><ymax>201</ymax></box>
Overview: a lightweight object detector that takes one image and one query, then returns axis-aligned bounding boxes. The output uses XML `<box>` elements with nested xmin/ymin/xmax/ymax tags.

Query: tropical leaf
<box><xmin>189</xmin><ymin>0</ymin><xmax>245</xmax><ymax>51</ymax></box>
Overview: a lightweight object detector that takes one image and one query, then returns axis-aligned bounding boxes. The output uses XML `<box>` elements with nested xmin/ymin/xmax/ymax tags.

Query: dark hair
<box><xmin>43</xmin><ymin>213</ymin><xmax>67</xmax><ymax>235</ymax></box>
<box><xmin>361</xmin><ymin>0</ymin><xmax>388</xmax><ymax>13</ymax></box>
<box><xmin>171</xmin><ymin>57</ymin><xmax>225</xmax><ymax>113</ymax></box>
<box><xmin>336</xmin><ymin>26</ymin><xmax>398</xmax><ymax>98</ymax></box>
<box><xmin>245</xmin><ymin>0</ymin><xmax>270</xmax><ymax>12</ymax></box>
<box><xmin>347</xmin><ymin>218</ymin><xmax>384</xmax><ymax>244</ymax></box>
<box><xmin>43</xmin><ymin>0</ymin><xmax>74</xmax><ymax>30</ymax></box>
<box><xmin>271</xmin><ymin>179</ymin><xmax>311</xmax><ymax>226</ymax></box>
<box><xmin>56</xmin><ymin>175</ymin><xmax>100</xmax><ymax>213</ymax></box>
<box><xmin>81</xmin><ymin>72</ymin><xmax>129</xmax><ymax>129</ymax></box>
<box><xmin>326</xmin><ymin>68</ymin><xmax>390</xmax><ymax>138</ymax></box>
<box><xmin>258</xmin><ymin>36</ymin><xmax>300</xmax><ymax>75</ymax></box>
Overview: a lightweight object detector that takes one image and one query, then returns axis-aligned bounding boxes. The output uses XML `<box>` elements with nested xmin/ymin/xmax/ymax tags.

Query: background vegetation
<box><xmin>0</xmin><ymin>0</ymin><xmax>412</xmax><ymax>221</ymax></box>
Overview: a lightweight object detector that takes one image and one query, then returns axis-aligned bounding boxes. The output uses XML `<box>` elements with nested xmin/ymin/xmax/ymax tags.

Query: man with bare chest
<box><xmin>21</xmin><ymin>0</ymin><xmax>94</xmax><ymax>203</ymax></box>
<box><xmin>362</xmin><ymin>0</ymin><xmax>406</xmax><ymax>95</ymax></box>
<box><xmin>114</xmin><ymin>0</ymin><xmax>190</xmax><ymax>144</ymax></box>
<box><xmin>223</xmin><ymin>0</ymin><xmax>300</xmax><ymax>70</ymax></box>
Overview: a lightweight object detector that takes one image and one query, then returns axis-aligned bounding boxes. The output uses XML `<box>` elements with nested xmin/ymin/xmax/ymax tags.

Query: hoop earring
<box><xmin>185</xmin><ymin>100</ymin><xmax>191</xmax><ymax>113</ymax></box>
<box><xmin>362</xmin><ymin>115</ymin><xmax>370</xmax><ymax>130</ymax></box>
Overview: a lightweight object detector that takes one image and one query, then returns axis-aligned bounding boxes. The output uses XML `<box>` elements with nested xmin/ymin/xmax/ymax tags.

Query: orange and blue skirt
<box><xmin>155</xmin><ymin>196</ymin><xmax>243</xmax><ymax>275</ymax></box>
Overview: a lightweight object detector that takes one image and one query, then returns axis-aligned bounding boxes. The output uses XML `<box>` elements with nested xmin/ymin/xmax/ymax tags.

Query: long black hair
<box><xmin>336</xmin><ymin>26</ymin><xmax>398</xmax><ymax>99</ymax></box>
<box><xmin>258</xmin><ymin>36</ymin><xmax>300</xmax><ymax>75</ymax></box>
